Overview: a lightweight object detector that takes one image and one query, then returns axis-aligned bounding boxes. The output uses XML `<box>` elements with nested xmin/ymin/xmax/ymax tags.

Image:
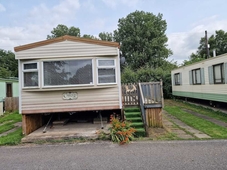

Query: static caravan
<box><xmin>171</xmin><ymin>53</ymin><xmax>227</xmax><ymax>107</ymax></box>
<box><xmin>0</xmin><ymin>78</ymin><xmax>19</xmax><ymax>101</ymax></box>
<box><xmin>14</xmin><ymin>35</ymin><xmax>122</xmax><ymax>135</ymax></box>
<box><xmin>0</xmin><ymin>78</ymin><xmax>19</xmax><ymax>115</ymax></box>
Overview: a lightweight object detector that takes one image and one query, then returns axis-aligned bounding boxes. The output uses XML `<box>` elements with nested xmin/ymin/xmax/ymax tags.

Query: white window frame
<box><xmin>97</xmin><ymin>59</ymin><xmax>117</xmax><ymax>85</ymax></box>
<box><xmin>22</xmin><ymin>61</ymin><xmax>39</xmax><ymax>88</ymax></box>
<box><xmin>42</xmin><ymin>59</ymin><xmax>94</xmax><ymax>88</ymax></box>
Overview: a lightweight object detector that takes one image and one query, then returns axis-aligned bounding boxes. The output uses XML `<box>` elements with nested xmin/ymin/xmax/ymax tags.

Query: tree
<box><xmin>99</xmin><ymin>32</ymin><xmax>113</xmax><ymax>41</ymax></box>
<box><xmin>0</xmin><ymin>49</ymin><xmax>18</xmax><ymax>78</ymax></box>
<box><xmin>185</xmin><ymin>29</ymin><xmax>227</xmax><ymax>65</ymax></box>
<box><xmin>47</xmin><ymin>24</ymin><xmax>80</xmax><ymax>39</ymax></box>
<box><xmin>181</xmin><ymin>52</ymin><xmax>205</xmax><ymax>66</ymax></box>
<box><xmin>114</xmin><ymin>11</ymin><xmax>172</xmax><ymax>70</ymax></box>
<box><xmin>121</xmin><ymin>60</ymin><xmax>177</xmax><ymax>98</ymax></box>
<box><xmin>82</xmin><ymin>34</ymin><xmax>98</xmax><ymax>40</ymax></box>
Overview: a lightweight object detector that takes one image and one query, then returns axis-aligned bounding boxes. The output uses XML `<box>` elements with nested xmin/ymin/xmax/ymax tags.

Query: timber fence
<box><xmin>5</xmin><ymin>97</ymin><xmax>19</xmax><ymax>112</ymax></box>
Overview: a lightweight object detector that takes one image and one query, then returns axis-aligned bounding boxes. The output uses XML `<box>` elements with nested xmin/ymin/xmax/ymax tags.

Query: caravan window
<box><xmin>97</xmin><ymin>59</ymin><xmax>116</xmax><ymax>84</ymax></box>
<box><xmin>192</xmin><ymin>68</ymin><xmax>201</xmax><ymax>84</ymax></box>
<box><xmin>174</xmin><ymin>73</ymin><xmax>180</xmax><ymax>85</ymax></box>
<box><xmin>213</xmin><ymin>63</ymin><xmax>224</xmax><ymax>84</ymax></box>
<box><xmin>43</xmin><ymin>59</ymin><xmax>93</xmax><ymax>87</ymax></box>
<box><xmin>22</xmin><ymin>62</ymin><xmax>39</xmax><ymax>88</ymax></box>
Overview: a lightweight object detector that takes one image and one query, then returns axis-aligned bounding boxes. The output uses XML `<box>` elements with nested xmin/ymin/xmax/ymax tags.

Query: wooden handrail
<box><xmin>138</xmin><ymin>83</ymin><xmax>145</xmax><ymax>105</ymax></box>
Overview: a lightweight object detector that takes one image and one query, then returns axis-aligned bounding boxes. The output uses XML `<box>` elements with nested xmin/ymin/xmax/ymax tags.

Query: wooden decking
<box><xmin>122</xmin><ymin>81</ymin><xmax>164</xmax><ymax>128</ymax></box>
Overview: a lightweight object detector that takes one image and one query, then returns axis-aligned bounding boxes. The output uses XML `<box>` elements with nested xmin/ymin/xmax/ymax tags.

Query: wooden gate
<box><xmin>122</xmin><ymin>83</ymin><xmax>139</xmax><ymax>106</ymax></box>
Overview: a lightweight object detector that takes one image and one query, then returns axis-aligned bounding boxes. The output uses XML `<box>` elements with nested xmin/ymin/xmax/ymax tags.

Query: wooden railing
<box><xmin>138</xmin><ymin>81</ymin><xmax>163</xmax><ymax>127</ymax></box>
<box><xmin>122</xmin><ymin>83</ymin><xmax>139</xmax><ymax>106</ymax></box>
<box><xmin>122</xmin><ymin>81</ymin><xmax>164</xmax><ymax>127</ymax></box>
<box><xmin>139</xmin><ymin>82</ymin><xmax>163</xmax><ymax>107</ymax></box>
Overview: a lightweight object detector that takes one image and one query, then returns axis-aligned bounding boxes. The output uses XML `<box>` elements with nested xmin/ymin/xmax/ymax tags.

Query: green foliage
<box><xmin>99</xmin><ymin>32</ymin><xmax>113</xmax><ymax>41</ymax></box>
<box><xmin>197</xmin><ymin>30</ymin><xmax>227</xmax><ymax>57</ymax></box>
<box><xmin>82</xmin><ymin>34</ymin><xmax>98</xmax><ymax>39</ymax></box>
<box><xmin>121</xmin><ymin>60</ymin><xmax>177</xmax><ymax>98</ymax></box>
<box><xmin>183</xmin><ymin>29</ymin><xmax>227</xmax><ymax>66</ymax></box>
<box><xmin>182</xmin><ymin>54</ymin><xmax>205</xmax><ymax>66</ymax></box>
<box><xmin>0</xmin><ymin>49</ymin><xmax>18</xmax><ymax>78</ymax></box>
<box><xmin>47</xmin><ymin>24</ymin><xmax>80</xmax><ymax>39</ymax></box>
<box><xmin>121</xmin><ymin>66</ymin><xmax>137</xmax><ymax>83</ymax></box>
<box><xmin>0</xmin><ymin>67</ymin><xmax>11</xmax><ymax>78</ymax></box>
<box><xmin>109</xmin><ymin>114</ymin><xmax>136</xmax><ymax>144</ymax></box>
<box><xmin>114</xmin><ymin>10</ymin><xmax>172</xmax><ymax>70</ymax></box>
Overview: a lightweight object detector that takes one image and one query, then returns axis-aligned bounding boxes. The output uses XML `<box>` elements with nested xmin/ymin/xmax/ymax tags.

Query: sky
<box><xmin>0</xmin><ymin>0</ymin><xmax>227</xmax><ymax>64</ymax></box>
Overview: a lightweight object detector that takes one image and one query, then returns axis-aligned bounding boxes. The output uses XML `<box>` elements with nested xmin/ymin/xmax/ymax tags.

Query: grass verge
<box><xmin>0</xmin><ymin>111</ymin><xmax>23</xmax><ymax>145</ymax></box>
<box><xmin>164</xmin><ymin>104</ymin><xmax>227</xmax><ymax>139</ymax></box>
<box><xmin>0</xmin><ymin>128</ymin><xmax>23</xmax><ymax>146</ymax></box>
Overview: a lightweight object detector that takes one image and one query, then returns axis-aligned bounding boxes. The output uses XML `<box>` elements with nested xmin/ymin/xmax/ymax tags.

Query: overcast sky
<box><xmin>1</xmin><ymin>0</ymin><xmax>227</xmax><ymax>64</ymax></box>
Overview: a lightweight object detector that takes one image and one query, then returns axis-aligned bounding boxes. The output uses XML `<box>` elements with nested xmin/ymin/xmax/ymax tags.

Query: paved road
<box><xmin>1</xmin><ymin>140</ymin><xmax>227</xmax><ymax>170</ymax></box>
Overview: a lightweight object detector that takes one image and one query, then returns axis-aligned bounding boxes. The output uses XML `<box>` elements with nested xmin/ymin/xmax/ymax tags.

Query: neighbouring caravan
<box><xmin>171</xmin><ymin>53</ymin><xmax>227</xmax><ymax>106</ymax></box>
<box><xmin>14</xmin><ymin>35</ymin><xmax>122</xmax><ymax>135</ymax></box>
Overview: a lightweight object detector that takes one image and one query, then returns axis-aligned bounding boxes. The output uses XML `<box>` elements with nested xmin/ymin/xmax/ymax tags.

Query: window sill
<box><xmin>97</xmin><ymin>83</ymin><xmax>117</xmax><ymax>86</ymax></box>
<box><xmin>22</xmin><ymin>86</ymin><xmax>40</xmax><ymax>90</ymax></box>
<box><xmin>22</xmin><ymin>84</ymin><xmax>117</xmax><ymax>91</ymax></box>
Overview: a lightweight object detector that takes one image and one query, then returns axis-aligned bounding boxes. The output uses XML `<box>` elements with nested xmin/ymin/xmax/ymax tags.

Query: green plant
<box><xmin>97</xmin><ymin>131</ymin><xmax>110</xmax><ymax>141</ymax></box>
<box><xmin>109</xmin><ymin>114</ymin><xmax>136</xmax><ymax>144</ymax></box>
<box><xmin>0</xmin><ymin>128</ymin><xmax>23</xmax><ymax>146</ymax></box>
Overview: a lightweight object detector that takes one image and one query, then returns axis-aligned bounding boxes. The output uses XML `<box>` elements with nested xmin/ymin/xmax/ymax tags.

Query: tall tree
<box><xmin>47</xmin><ymin>24</ymin><xmax>80</xmax><ymax>39</ymax></box>
<box><xmin>99</xmin><ymin>32</ymin><xmax>113</xmax><ymax>41</ymax></box>
<box><xmin>193</xmin><ymin>30</ymin><xmax>227</xmax><ymax>59</ymax></box>
<box><xmin>182</xmin><ymin>30</ymin><xmax>227</xmax><ymax>66</ymax></box>
<box><xmin>114</xmin><ymin>11</ymin><xmax>172</xmax><ymax>70</ymax></box>
<box><xmin>0</xmin><ymin>49</ymin><xmax>18</xmax><ymax>78</ymax></box>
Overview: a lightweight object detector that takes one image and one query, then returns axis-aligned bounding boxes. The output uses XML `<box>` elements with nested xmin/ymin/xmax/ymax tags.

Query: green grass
<box><xmin>0</xmin><ymin>122</ymin><xmax>15</xmax><ymax>134</ymax></box>
<box><xmin>0</xmin><ymin>128</ymin><xmax>23</xmax><ymax>146</ymax></box>
<box><xmin>182</xmin><ymin>102</ymin><xmax>227</xmax><ymax>123</ymax></box>
<box><xmin>0</xmin><ymin>111</ymin><xmax>23</xmax><ymax>145</ymax></box>
<box><xmin>0</xmin><ymin>111</ymin><xmax>21</xmax><ymax>123</ymax></box>
<box><xmin>156</xmin><ymin>132</ymin><xmax>180</xmax><ymax>140</ymax></box>
<box><xmin>164</xmin><ymin>105</ymin><xmax>227</xmax><ymax>139</ymax></box>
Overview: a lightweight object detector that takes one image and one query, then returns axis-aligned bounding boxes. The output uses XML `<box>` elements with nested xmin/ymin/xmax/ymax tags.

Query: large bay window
<box><xmin>43</xmin><ymin>59</ymin><xmax>93</xmax><ymax>86</ymax></box>
<box><xmin>97</xmin><ymin>59</ymin><xmax>116</xmax><ymax>84</ymax></box>
<box><xmin>22</xmin><ymin>58</ymin><xmax>118</xmax><ymax>89</ymax></box>
<box><xmin>23</xmin><ymin>62</ymin><xmax>39</xmax><ymax>87</ymax></box>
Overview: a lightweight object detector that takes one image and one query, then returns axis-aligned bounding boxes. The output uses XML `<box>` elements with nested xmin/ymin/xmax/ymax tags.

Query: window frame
<box><xmin>192</xmin><ymin>68</ymin><xmax>201</xmax><ymax>85</ymax></box>
<box><xmin>22</xmin><ymin>61</ymin><xmax>39</xmax><ymax>88</ymax></box>
<box><xmin>97</xmin><ymin>59</ymin><xmax>117</xmax><ymax>85</ymax></box>
<box><xmin>213</xmin><ymin>63</ymin><xmax>224</xmax><ymax>84</ymax></box>
<box><xmin>174</xmin><ymin>73</ymin><xmax>180</xmax><ymax>85</ymax></box>
<box><xmin>41</xmin><ymin>58</ymin><xmax>94</xmax><ymax>88</ymax></box>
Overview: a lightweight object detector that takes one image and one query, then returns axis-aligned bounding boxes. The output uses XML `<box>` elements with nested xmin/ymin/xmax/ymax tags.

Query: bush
<box><xmin>121</xmin><ymin>66</ymin><xmax>174</xmax><ymax>98</ymax></box>
<box><xmin>109</xmin><ymin>114</ymin><xmax>136</xmax><ymax>144</ymax></box>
